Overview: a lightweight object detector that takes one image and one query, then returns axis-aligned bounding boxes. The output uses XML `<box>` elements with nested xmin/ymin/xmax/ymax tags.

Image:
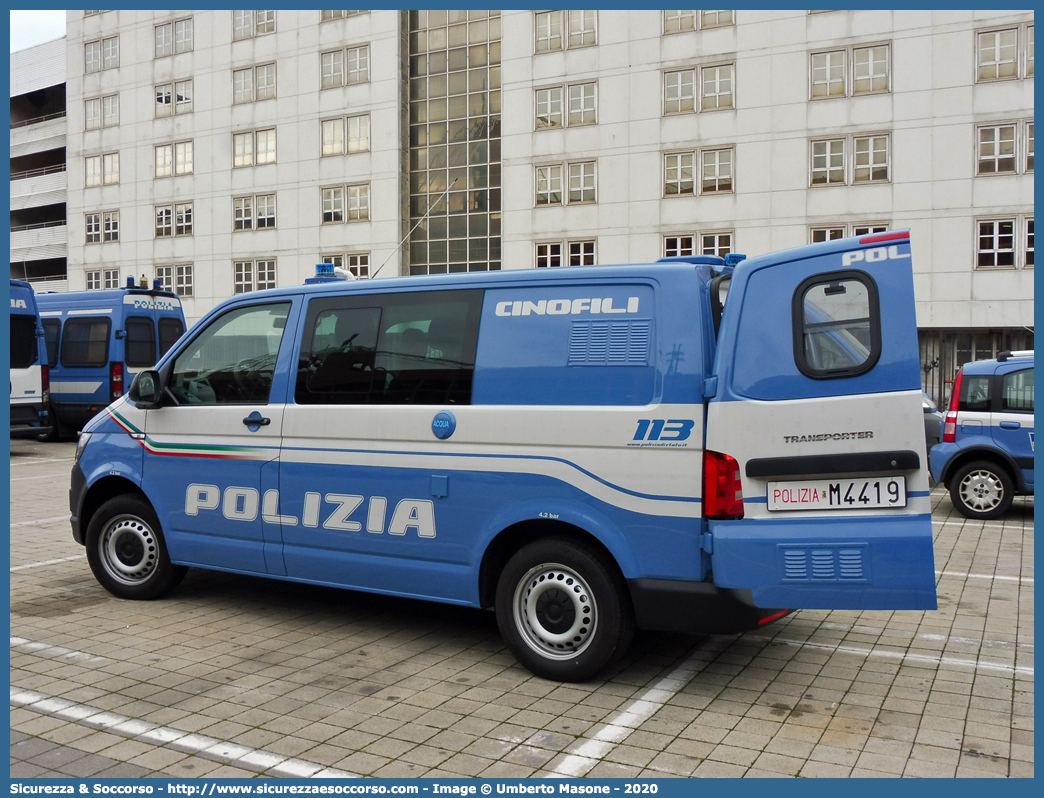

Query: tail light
<box><xmin>40</xmin><ymin>364</ymin><xmax>50</xmax><ymax>404</ymax></box>
<box><xmin>942</xmin><ymin>369</ymin><xmax>963</xmax><ymax>443</ymax></box>
<box><xmin>110</xmin><ymin>361</ymin><xmax>124</xmax><ymax>401</ymax></box>
<box><xmin>704</xmin><ymin>450</ymin><xmax>744</xmax><ymax>519</ymax></box>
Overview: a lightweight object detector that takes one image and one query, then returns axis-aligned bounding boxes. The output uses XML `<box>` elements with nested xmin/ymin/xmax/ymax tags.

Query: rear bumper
<box><xmin>627</xmin><ymin>578</ymin><xmax>791</xmax><ymax>634</ymax></box>
<box><xmin>9</xmin><ymin>401</ymin><xmax>51</xmax><ymax>438</ymax></box>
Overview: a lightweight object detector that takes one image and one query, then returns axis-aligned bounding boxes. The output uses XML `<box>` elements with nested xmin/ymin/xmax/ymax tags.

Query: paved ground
<box><xmin>9</xmin><ymin>437</ymin><xmax>1034</xmax><ymax>778</ymax></box>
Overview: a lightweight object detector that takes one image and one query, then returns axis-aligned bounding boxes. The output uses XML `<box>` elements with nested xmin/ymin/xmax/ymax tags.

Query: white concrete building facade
<box><xmin>57</xmin><ymin>9</ymin><xmax>1034</xmax><ymax>401</ymax></box>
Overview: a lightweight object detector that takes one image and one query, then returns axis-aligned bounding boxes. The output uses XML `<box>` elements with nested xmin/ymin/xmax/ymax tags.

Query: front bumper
<box><xmin>70</xmin><ymin>463</ymin><xmax>87</xmax><ymax>545</ymax></box>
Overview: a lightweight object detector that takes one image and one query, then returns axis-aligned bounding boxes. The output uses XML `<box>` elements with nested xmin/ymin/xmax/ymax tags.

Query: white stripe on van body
<box><xmin>276</xmin><ymin>404</ymin><xmax>704</xmax><ymax>517</ymax></box>
<box><xmin>50</xmin><ymin>381</ymin><xmax>104</xmax><ymax>394</ymax></box>
<box><xmin>706</xmin><ymin>389</ymin><xmax>932</xmax><ymax>519</ymax></box>
<box><xmin>65</xmin><ymin>308</ymin><xmax>112</xmax><ymax>315</ymax></box>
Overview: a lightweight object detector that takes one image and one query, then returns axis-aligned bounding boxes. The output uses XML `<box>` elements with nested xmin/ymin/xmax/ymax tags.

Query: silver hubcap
<box><xmin>99</xmin><ymin>514</ymin><xmax>158</xmax><ymax>585</ymax></box>
<box><xmin>958</xmin><ymin>470</ymin><xmax>1005</xmax><ymax>512</ymax></box>
<box><xmin>513</xmin><ymin>563</ymin><xmax>596</xmax><ymax>660</ymax></box>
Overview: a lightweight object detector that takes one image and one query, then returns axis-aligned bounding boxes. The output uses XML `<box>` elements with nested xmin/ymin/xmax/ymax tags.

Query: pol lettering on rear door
<box><xmin>706</xmin><ymin>232</ymin><xmax>937</xmax><ymax>610</ymax></box>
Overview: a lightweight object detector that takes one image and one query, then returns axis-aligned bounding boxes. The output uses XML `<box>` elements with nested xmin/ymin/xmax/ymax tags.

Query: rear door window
<box><xmin>61</xmin><ymin>318</ymin><xmax>111</xmax><ymax>368</ymax></box>
<box><xmin>958</xmin><ymin>374</ymin><xmax>992</xmax><ymax>412</ymax></box>
<box><xmin>42</xmin><ymin>319</ymin><xmax>60</xmax><ymax>367</ymax></box>
<box><xmin>125</xmin><ymin>316</ymin><xmax>157</xmax><ymax>367</ymax></box>
<box><xmin>158</xmin><ymin>317</ymin><xmax>186</xmax><ymax>358</ymax></box>
<box><xmin>793</xmin><ymin>270</ymin><xmax>880</xmax><ymax>378</ymax></box>
<box><xmin>1001</xmin><ymin>368</ymin><xmax>1033</xmax><ymax>413</ymax></box>
<box><xmin>10</xmin><ymin>316</ymin><xmax>37</xmax><ymax>369</ymax></box>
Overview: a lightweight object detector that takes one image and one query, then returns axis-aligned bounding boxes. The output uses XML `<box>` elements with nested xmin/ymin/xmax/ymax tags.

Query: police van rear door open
<box><xmin>705</xmin><ymin>231</ymin><xmax>937</xmax><ymax>610</ymax></box>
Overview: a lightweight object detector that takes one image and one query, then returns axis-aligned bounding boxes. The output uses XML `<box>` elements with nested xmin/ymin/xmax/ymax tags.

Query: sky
<box><xmin>10</xmin><ymin>10</ymin><xmax>66</xmax><ymax>53</ymax></box>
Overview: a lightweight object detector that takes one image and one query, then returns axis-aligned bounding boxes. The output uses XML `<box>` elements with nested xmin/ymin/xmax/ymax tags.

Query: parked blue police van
<box><xmin>9</xmin><ymin>279</ymin><xmax>52</xmax><ymax>438</ymax></box>
<box><xmin>70</xmin><ymin>232</ymin><xmax>937</xmax><ymax>681</ymax></box>
<box><xmin>36</xmin><ymin>279</ymin><xmax>186</xmax><ymax>438</ymax></box>
<box><xmin>929</xmin><ymin>350</ymin><xmax>1034</xmax><ymax>519</ymax></box>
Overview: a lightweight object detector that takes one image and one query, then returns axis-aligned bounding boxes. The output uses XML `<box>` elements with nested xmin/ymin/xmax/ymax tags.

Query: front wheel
<box><xmin>85</xmin><ymin>495</ymin><xmax>187</xmax><ymax>599</ymax></box>
<box><xmin>495</xmin><ymin>538</ymin><xmax>634</xmax><ymax>682</ymax></box>
<box><xmin>949</xmin><ymin>460</ymin><xmax>1015</xmax><ymax>520</ymax></box>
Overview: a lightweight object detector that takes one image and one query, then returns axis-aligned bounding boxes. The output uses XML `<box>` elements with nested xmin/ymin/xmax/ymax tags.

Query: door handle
<box><xmin>243</xmin><ymin>415</ymin><xmax>271</xmax><ymax>426</ymax></box>
<box><xmin>999</xmin><ymin>421</ymin><xmax>1022</xmax><ymax>430</ymax></box>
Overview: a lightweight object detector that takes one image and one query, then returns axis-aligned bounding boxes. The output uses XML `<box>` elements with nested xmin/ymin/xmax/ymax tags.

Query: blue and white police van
<box><xmin>929</xmin><ymin>350</ymin><xmax>1034</xmax><ymax>519</ymax></box>
<box><xmin>70</xmin><ymin>231</ymin><xmax>937</xmax><ymax>681</ymax></box>
<box><xmin>36</xmin><ymin>279</ymin><xmax>186</xmax><ymax>438</ymax></box>
<box><xmin>9</xmin><ymin>279</ymin><xmax>52</xmax><ymax>438</ymax></box>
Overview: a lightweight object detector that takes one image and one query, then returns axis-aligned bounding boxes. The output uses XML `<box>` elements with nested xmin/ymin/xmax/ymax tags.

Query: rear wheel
<box><xmin>949</xmin><ymin>460</ymin><xmax>1014</xmax><ymax>520</ymax></box>
<box><xmin>495</xmin><ymin>537</ymin><xmax>634</xmax><ymax>682</ymax></box>
<box><xmin>85</xmin><ymin>495</ymin><xmax>187</xmax><ymax>599</ymax></box>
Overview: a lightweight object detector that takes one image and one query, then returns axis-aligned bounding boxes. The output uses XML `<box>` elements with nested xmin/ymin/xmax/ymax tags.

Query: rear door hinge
<box><xmin>700</xmin><ymin>531</ymin><xmax>714</xmax><ymax>554</ymax></box>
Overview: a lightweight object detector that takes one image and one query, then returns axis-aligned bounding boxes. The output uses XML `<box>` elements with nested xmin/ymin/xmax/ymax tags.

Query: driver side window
<box><xmin>170</xmin><ymin>302</ymin><xmax>290</xmax><ymax>405</ymax></box>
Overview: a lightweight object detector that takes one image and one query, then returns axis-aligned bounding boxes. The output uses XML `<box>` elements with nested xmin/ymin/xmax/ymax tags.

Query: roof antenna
<box><xmin>371</xmin><ymin>178</ymin><xmax>458</xmax><ymax>279</ymax></box>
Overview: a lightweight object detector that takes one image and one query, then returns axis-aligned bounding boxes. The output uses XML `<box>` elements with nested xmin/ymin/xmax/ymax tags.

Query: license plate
<box><xmin>767</xmin><ymin>476</ymin><xmax>906</xmax><ymax>511</ymax></box>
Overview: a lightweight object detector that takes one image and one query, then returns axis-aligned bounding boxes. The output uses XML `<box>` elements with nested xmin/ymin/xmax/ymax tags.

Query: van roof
<box><xmin>36</xmin><ymin>287</ymin><xmax>180</xmax><ymax>308</ymax></box>
<box><xmin>961</xmin><ymin>351</ymin><xmax>1035</xmax><ymax>373</ymax></box>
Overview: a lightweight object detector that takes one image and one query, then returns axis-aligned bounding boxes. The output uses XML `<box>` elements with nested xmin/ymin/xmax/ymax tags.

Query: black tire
<box><xmin>85</xmin><ymin>495</ymin><xmax>188</xmax><ymax>600</ymax></box>
<box><xmin>949</xmin><ymin>460</ymin><xmax>1015</xmax><ymax>520</ymax></box>
<box><xmin>495</xmin><ymin>537</ymin><xmax>634</xmax><ymax>682</ymax></box>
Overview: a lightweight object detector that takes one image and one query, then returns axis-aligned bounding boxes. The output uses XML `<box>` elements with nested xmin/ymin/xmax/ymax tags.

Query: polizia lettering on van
<box><xmin>494</xmin><ymin>297</ymin><xmax>640</xmax><ymax>317</ymax></box>
<box><xmin>841</xmin><ymin>245</ymin><xmax>909</xmax><ymax>267</ymax></box>
<box><xmin>10</xmin><ymin>298</ymin><xmax>27</xmax><ymax>309</ymax></box>
<box><xmin>185</xmin><ymin>485</ymin><xmax>437</xmax><ymax>537</ymax></box>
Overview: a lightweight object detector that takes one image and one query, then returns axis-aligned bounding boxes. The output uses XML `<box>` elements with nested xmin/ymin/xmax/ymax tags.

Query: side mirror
<box><xmin>129</xmin><ymin>370</ymin><xmax>164</xmax><ymax>408</ymax></box>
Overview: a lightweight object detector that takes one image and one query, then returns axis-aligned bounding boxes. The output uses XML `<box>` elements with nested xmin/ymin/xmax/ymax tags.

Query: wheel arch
<box><xmin>941</xmin><ymin>446</ymin><xmax>1024</xmax><ymax>492</ymax></box>
<box><xmin>478</xmin><ymin>519</ymin><xmax>625</xmax><ymax>610</ymax></box>
<box><xmin>80</xmin><ymin>475</ymin><xmax>147</xmax><ymax>542</ymax></box>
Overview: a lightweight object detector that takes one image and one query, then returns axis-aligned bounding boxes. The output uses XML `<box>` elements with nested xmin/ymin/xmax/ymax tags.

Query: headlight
<box><xmin>74</xmin><ymin>432</ymin><xmax>92</xmax><ymax>465</ymax></box>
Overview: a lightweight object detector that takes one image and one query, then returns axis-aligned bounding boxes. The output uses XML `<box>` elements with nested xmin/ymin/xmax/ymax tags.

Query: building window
<box><xmin>233</xmin><ymin>128</ymin><xmax>277</xmax><ymax>167</ymax></box>
<box><xmin>155</xmin><ymin>203</ymin><xmax>193</xmax><ymax>238</ymax></box>
<box><xmin>977</xmin><ymin>124</ymin><xmax>1017</xmax><ymax>174</ymax></box>
<box><xmin>664</xmin><ymin>69</ymin><xmax>695</xmax><ymax>114</ymax></box>
<box><xmin>977</xmin><ymin>219</ymin><xmax>1016</xmax><ymax>267</ymax></box>
<box><xmin>234</xmin><ymin>63</ymin><xmax>276</xmax><ymax>103</ymax></box>
<box><xmin>155</xmin><ymin>142</ymin><xmax>193</xmax><ymax>178</ymax></box>
<box><xmin>155</xmin><ymin>80</ymin><xmax>192</xmax><ymax>116</ymax></box>
<box><xmin>84</xmin><ymin>153</ymin><xmax>120</xmax><ymax>187</ymax></box>
<box><xmin>701</xmin><ymin>11</ymin><xmax>734</xmax><ymax>28</ymax></box>
<box><xmin>234</xmin><ymin>260</ymin><xmax>278</xmax><ymax>294</ymax></box>
<box><xmin>1028</xmin><ymin>122</ymin><xmax>1034</xmax><ymax>171</ymax></box>
<box><xmin>535</xmin><ymin>165</ymin><xmax>563</xmax><ymax>205</ymax></box>
<box><xmin>156</xmin><ymin>264</ymin><xmax>194</xmax><ymax>297</ymax></box>
<box><xmin>322</xmin><ymin>11</ymin><xmax>367</xmax><ymax>21</ymax></box>
<box><xmin>155</xmin><ymin>18</ymin><xmax>192</xmax><ymax>57</ymax></box>
<box><xmin>321</xmin><ymin>114</ymin><xmax>371</xmax><ymax>155</ymax></box>
<box><xmin>701</xmin><ymin>148</ymin><xmax>733</xmax><ymax>193</ymax></box>
<box><xmin>86</xmin><ymin>271</ymin><xmax>100</xmax><ymax>290</ymax></box>
<box><xmin>811</xmin><ymin>50</ymin><xmax>845</xmax><ymax>98</ymax></box>
<box><xmin>701</xmin><ymin>64</ymin><xmax>734</xmax><ymax>110</ymax></box>
<box><xmin>810</xmin><ymin>224</ymin><xmax>889</xmax><ymax>243</ymax></box>
<box><xmin>1028</xmin><ymin>26</ymin><xmax>1034</xmax><ymax>76</ymax></box>
<box><xmin>535</xmin><ymin>10</ymin><xmax>596</xmax><ymax>53</ymax></box>
<box><xmin>234</xmin><ymin>10</ymin><xmax>275</xmax><ymax>39</ymax></box>
<box><xmin>568</xmin><ymin>161</ymin><xmax>597</xmax><ymax>203</ymax></box>
<box><xmin>86</xmin><ymin>269</ymin><xmax>120</xmax><ymax>290</ymax></box>
<box><xmin>1027</xmin><ymin>219</ymin><xmax>1034</xmax><ymax>267</ymax></box>
<box><xmin>536</xmin><ymin>241</ymin><xmax>596</xmax><ymax>267</ymax></box>
<box><xmin>853</xmin><ymin>135</ymin><xmax>889</xmax><ymax>182</ymax></box>
<box><xmin>664</xmin><ymin>235</ymin><xmax>695</xmax><ymax>257</ymax></box>
<box><xmin>811</xmin><ymin>44</ymin><xmax>891</xmax><ymax>99</ymax></box>
<box><xmin>322</xmin><ymin>253</ymin><xmax>371</xmax><ymax>278</ymax></box>
<box><xmin>322</xmin><ymin>185</ymin><xmax>369</xmax><ymax>223</ymax></box>
<box><xmin>978</xmin><ymin>28</ymin><xmax>1018</xmax><ymax>80</ymax></box>
<box><xmin>85</xmin><ymin>94</ymin><xmax>119</xmax><ymax>129</ymax></box>
<box><xmin>811</xmin><ymin>139</ymin><xmax>845</xmax><ymax>185</ymax></box>
<box><xmin>322</xmin><ymin>45</ymin><xmax>370</xmax><ymax>88</ymax></box>
<box><xmin>664</xmin><ymin>10</ymin><xmax>695</xmax><ymax>33</ymax></box>
<box><xmin>233</xmin><ymin>195</ymin><xmax>275</xmax><ymax>231</ymax></box>
<box><xmin>85</xmin><ymin>36</ymin><xmax>118</xmax><ymax>72</ymax></box>
<box><xmin>85</xmin><ymin>211</ymin><xmax>118</xmax><ymax>244</ymax></box>
<box><xmin>701</xmin><ymin>232</ymin><xmax>733</xmax><ymax>257</ymax></box>
<box><xmin>535</xmin><ymin>83</ymin><xmax>595</xmax><ymax>128</ymax></box>
<box><xmin>852</xmin><ymin>224</ymin><xmax>888</xmax><ymax>237</ymax></box>
<box><xmin>853</xmin><ymin>45</ymin><xmax>890</xmax><ymax>94</ymax></box>
<box><xmin>664</xmin><ymin>152</ymin><xmax>695</xmax><ymax>196</ymax></box>
<box><xmin>811</xmin><ymin>227</ymin><xmax>847</xmax><ymax>243</ymax></box>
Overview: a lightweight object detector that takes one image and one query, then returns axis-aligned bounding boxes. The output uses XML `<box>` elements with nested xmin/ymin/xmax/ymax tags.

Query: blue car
<box><xmin>930</xmin><ymin>351</ymin><xmax>1034</xmax><ymax>519</ymax></box>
